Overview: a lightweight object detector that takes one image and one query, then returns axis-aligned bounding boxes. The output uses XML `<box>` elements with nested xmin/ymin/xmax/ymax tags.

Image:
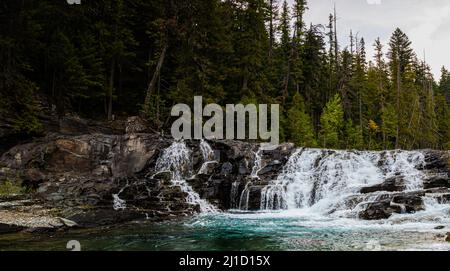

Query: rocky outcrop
<box><xmin>360</xmin><ymin>176</ymin><xmax>406</xmax><ymax>194</ymax></box>
<box><xmin>0</xmin><ymin>129</ymin><xmax>296</xmax><ymax>231</ymax></box>
<box><xmin>356</xmin><ymin>150</ymin><xmax>450</xmax><ymax>220</ymax></box>
<box><xmin>358</xmin><ymin>191</ymin><xmax>425</xmax><ymax>220</ymax></box>
<box><xmin>0</xmin><ymin>125</ymin><xmax>449</xmax><ymax>230</ymax></box>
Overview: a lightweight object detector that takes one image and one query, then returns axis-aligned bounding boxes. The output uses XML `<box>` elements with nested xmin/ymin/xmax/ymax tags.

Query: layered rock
<box><xmin>0</xmin><ymin>123</ymin><xmax>449</xmax><ymax>231</ymax></box>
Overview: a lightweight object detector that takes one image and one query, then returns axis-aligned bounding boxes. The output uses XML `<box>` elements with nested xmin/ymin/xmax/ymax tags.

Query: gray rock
<box><xmin>361</xmin><ymin>176</ymin><xmax>406</xmax><ymax>194</ymax></box>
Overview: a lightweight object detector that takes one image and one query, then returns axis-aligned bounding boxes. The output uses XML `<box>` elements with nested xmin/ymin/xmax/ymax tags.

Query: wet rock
<box><xmin>423</xmin><ymin>150</ymin><xmax>449</xmax><ymax>170</ymax></box>
<box><xmin>358</xmin><ymin>191</ymin><xmax>424</xmax><ymax>220</ymax></box>
<box><xmin>247</xmin><ymin>185</ymin><xmax>263</xmax><ymax>211</ymax></box>
<box><xmin>220</xmin><ymin>162</ymin><xmax>233</xmax><ymax>175</ymax></box>
<box><xmin>434</xmin><ymin>226</ymin><xmax>445</xmax><ymax>230</ymax></box>
<box><xmin>66</xmin><ymin>209</ymin><xmax>146</xmax><ymax>228</ymax></box>
<box><xmin>58</xmin><ymin>217</ymin><xmax>78</xmax><ymax>228</ymax></box>
<box><xmin>152</xmin><ymin>171</ymin><xmax>172</xmax><ymax>184</ymax></box>
<box><xmin>198</xmin><ymin>161</ymin><xmax>219</xmax><ymax>175</ymax></box>
<box><xmin>359</xmin><ymin>200</ymin><xmax>402</xmax><ymax>220</ymax></box>
<box><xmin>360</xmin><ymin>176</ymin><xmax>405</xmax><ymax>194</ymax></box>
<box><xmin>424</xmin><ymin>188</ymin><xmax>450</xmax><ymax>204</ymax></box>
<box><xmin>423</xmin><ymin>176</ymin><xmax>450</xmax><ymax>189</ymax></box>
<box><xmin>0</xmin><ymin>223</ymin><xmax>24</xmax><ymax>234</ymax></box>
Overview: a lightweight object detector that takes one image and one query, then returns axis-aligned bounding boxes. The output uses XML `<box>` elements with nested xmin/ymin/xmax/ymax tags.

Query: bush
<box><xmin>0</xmin><ymin>180</ymin><xmax>25</xmax><ymax>196</ymax></box>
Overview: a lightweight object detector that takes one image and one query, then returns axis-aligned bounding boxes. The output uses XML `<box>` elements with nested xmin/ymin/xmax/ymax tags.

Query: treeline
<box><xmin>0</xmin><ymin>0</ymin><xmax>449</xmax><ymax>150</ymax></box>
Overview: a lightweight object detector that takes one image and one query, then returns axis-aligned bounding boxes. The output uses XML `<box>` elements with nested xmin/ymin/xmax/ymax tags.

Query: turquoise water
<box><xmin>1</xmin><ymin>210</ymin><xmax>449</xmax><ymax>251</ymax></box>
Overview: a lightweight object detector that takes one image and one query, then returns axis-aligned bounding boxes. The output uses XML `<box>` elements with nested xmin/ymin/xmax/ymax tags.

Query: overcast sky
<box><xmin>288</xmin><ymin>0</ymin><xmax>450</xmax><ymax>78</ymax></box>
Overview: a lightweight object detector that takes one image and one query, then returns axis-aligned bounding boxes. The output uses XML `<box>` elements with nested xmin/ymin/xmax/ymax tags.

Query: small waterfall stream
<box><xmin>155</xmin><ymin>140</ymin><xmax>216</xmax><ymax>213</ymax></box>
<box><xmin>238</xmin><ymin>148</ymin><xmax>263</xmax><ymax>210</ymax></box>
<box><xmin>198</xmin><ymin>139</ymin><xmax>218</xmax><ymax>175</ymax></box>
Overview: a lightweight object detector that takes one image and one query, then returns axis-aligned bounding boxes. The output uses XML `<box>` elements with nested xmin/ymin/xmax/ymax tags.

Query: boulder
<box><xmin>360</xmin><ymin>176</ymin><xmax>405</xmax><ymax>194</ymax></box>
<box><xmin>358</xmin><ymin>191</ymin><xmax>424</xmax><ymax>220</ymax></box>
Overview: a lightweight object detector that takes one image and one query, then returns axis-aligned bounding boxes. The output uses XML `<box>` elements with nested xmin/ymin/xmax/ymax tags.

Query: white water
<box><xmin>238</xmin><ymin>148</ymin><xmax>264</xmax><ymax>210</ymax></box>
<box><xmin>260</xmin><ymin>148</ymin><xmax>434</xmax><ymax>217</ymax></box>
<box><xmin>198</xmin><ymin>139</ymin><xmax>218</xmax><ymax>175</ymax></box>
<box><xmin>251</xmin><ymin>148</ymin><xmax>263</xmax><ymax>179</ymax></box>
<box><xmin>113</xmin><ymin>182</ymin><xmax>129</xmax><ymax>211</ymax></box>
<box><xmin>155</xmin><ymin>141</ymin><xmax>216</xmax><ymax>213</ymax></box>
<box><xmin>113</xmin><ymin>194</ymin><xmax>127</xmax><ymax>210</ymax></box>
<box><xmin>200</xmin><ymin>139</ymin><xmax>215</xmax><ymax>161</ymax></box>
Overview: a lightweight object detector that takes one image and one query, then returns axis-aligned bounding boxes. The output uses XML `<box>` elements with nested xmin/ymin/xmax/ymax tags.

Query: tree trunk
<box><xmin>269</xmin><ymin>0</ymin><xmax>274</xmax><ymax>59</ymax></box>
<box><xmin>107</xmin><ymin>58</ymin><xmax>116</xmax><ymax>121</ymax></box>
<box><xmin>144</xmin><ymin>43</ymin><xmax>168</xmax><ymax>116</ymax></box>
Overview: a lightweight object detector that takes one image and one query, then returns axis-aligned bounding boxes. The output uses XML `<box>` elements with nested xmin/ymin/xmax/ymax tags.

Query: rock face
<box><xmin>0</xmin><ymin>125</ymin><xmax>449</xmax><ymax>230</ymax></box>
<box><xmin>0</xmin><ymin>130</ymin><xmax>296</xmax><ymax>230</ymax></box>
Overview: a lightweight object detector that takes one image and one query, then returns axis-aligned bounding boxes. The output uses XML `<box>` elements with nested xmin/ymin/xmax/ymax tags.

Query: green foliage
<box><xmin>0</xmin><ymin>180</ymin><xmax>25</xmax><ymax>196</ymax></box>
<box><xmin>287</xmin><ymin>93</ymin><xmax>317</xmax><ymax>147</ymax></box>
<box><xmin>0</xmin><ymin>0</ymin><xmax>448</xmax><ymax>151</ymax></box>
<box><xmin>344</xmin><ymin>120</ymin><xmax>364</xmax><ymax>150</ymax></box>
<box><xmin>320</xmin><ymin>94</ymin><xmax>344</xmax><ymax>148</ymax></box>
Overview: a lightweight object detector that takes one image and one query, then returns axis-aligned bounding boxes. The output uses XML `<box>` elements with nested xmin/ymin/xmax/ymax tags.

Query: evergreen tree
<box><xmin>320</xmin><ymin>93</ymin><xmax>344</xmax><ymax>148</ymax></box>
<box><xmin>287</xmin><ymin>92</ymin><xmax>316</xmax><ymax>146</ymax></box>
<box><xmin>388</xmin><ymin>28</ymin><xmax>414</xmax><ymax>148</ymax></box>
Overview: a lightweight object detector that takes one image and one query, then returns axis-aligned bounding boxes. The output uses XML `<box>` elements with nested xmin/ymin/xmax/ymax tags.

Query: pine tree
<box><xmin>287</xmin><ymin>92</ymin><xmax>316</xmax><ymax>147</ymax></box>
<box><xmin>388</xmin><ymin>28</ymin><xmax>414</xmax><ymax>148</ymax></box>
<box><xmin>278</xmin><ymin>0</ymin><xmax>291</xmax><ymax>104</ymax></box>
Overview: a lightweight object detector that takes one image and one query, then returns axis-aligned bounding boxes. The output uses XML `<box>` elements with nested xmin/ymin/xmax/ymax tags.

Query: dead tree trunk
<box><xmin>144</xmin><ymin>43</ymin><xmax>168</xmax><ymax>116</ymax></box>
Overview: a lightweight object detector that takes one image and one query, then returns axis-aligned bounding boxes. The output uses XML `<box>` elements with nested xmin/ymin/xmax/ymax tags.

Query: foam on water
<box><xmin>259</xmin><ymin>148</ymin><xmax>449</xmax><ymax>228</ymax></box>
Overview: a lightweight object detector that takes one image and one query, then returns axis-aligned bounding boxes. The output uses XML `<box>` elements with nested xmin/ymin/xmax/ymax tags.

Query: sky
<box><xmin>288</xmin><ymin>0</ymin><xmax>450</xmax><ymax>79</ymax></box>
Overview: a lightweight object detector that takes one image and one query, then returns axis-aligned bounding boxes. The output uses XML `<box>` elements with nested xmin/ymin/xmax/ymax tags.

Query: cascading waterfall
<box><xmin>239</xmin><ymin>148</ymin><xmax>263</xmax><ymax>210</ymax></box>
<box><xmin>251</xmin><ymin>148</ymin><xmax>263</xmax><ymax>179</ymax></box>
<box><xmin>198</xmin><ymin>139</ymin><xmax>217</xmax><ymax>175</ymax></box>
<box><xmin>230</xmin><ymin>181</ymin><xmax>240</xmax><ymax>209</ymax></box>
<box><xmin>260</xmin><ymin>148</ymin><xmax>429</xmax><ymax>215</ymax></box>
<box><xmin>113</xmin><ymin>181</ymin><xmax>129</xmax><ymax>211</ymax></box>
<box><xmin>155</xmin><ymin>140</ymin><xmax>216</xmax><ymax>213</ymax></box>
<box><xmin>200</xmin><ymin>139</ymin><xmax>215</xmax><ymax>161</ymax></box>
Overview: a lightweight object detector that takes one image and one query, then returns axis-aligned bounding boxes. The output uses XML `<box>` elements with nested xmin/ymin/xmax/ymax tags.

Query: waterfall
<box><xmin>251</xmin><ymin>148</ymin><xmax>263</xmax><ymax>179</ymax></box>
<box><xmin>380</xmin><ymin>151</ymin><xmax>425</xmax><ymax>191</ymax></box>
<box><xmin>260</xmin><ymin>148</ymin><xmax>428</xmax><ymax>214</ymax></box>
<box><xmin>200</xmin><ymin>139</ymin><xmax>215</xmax><ymax>161</ymax></box>
<box><xmin>112</xmin><ymin>182</ymin><xmax>129</xmax><ymax>211</ymax></box>
<box><xmin>230</xmin><ymin>181</ymin><xmax>240</xmax><ymax>209</ymax></box>
<box><xmin>239</xmin><ymin>183</ymin><xmax>251</xmax><ymax>210</ymax></box>
<box><xmin>198</xmin><ymin>139</ymin><xmax>217</xmax><ymax>175</ymax></box>
<box><xmin>155</xmin><ymin>141</ymin><xmax>216</xmax><ymax>213</ymax></box>
<box><xmin>238</xmin><ymin>148</ymin><xmax>263</xmax><ymax>210</ymax></box>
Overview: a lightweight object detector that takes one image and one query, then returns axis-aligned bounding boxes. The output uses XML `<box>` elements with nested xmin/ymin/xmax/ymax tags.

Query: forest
<box><xmin>1</xmin><ymin>0</ymin><xmax>449</xmax><ymax>150</ymax></box>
